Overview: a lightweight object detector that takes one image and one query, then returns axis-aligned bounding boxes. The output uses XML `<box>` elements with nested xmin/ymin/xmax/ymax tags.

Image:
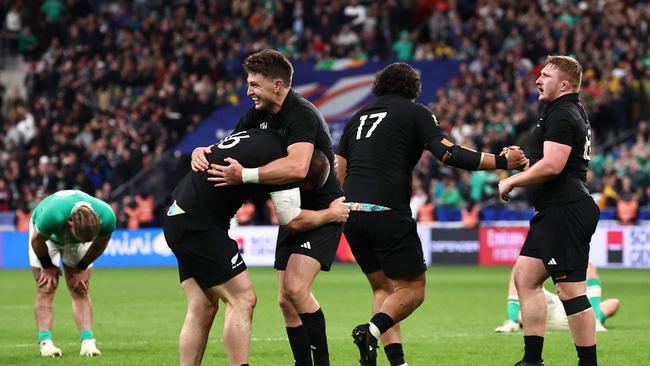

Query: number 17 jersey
<box><xmin>337</xmin><ymin>95</ymin><xmax>444</xmax><ymax>215</ymax></box>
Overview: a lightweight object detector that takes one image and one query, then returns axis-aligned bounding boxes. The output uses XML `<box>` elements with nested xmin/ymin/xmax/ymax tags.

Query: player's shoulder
<box><xmin>289</xmin><ymin>93</ymin><xmax>322</xmax><ymax>122</ymax></box>
<box><xmin>547</xmin><ymin>102</ymin><xmax>584</xmax><ymax>129</ymax></box>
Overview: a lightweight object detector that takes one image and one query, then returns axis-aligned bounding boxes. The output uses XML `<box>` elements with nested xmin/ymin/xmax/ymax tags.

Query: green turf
<box><xmin>1</xmin><ymin>265</ymin><xmax>648</xmax><ymax>365</ymax></box>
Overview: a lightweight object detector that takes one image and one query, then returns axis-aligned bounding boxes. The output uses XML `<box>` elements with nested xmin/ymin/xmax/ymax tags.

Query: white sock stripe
<box><xmin>586</xmin><ymin>286</ymin><xmax>602</xmax><ymax>298</ymax></box>
<box><xmin>368</xmin><ymin>322</ymin><xmax>381</xmax><ymax>338</ymax></box>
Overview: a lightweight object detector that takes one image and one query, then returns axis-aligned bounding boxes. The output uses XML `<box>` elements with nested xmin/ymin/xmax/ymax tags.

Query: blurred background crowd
<box><xmin>1</xmin><ymin>0</ymin><xmax>649</xmax><ymax>229</ymax></box>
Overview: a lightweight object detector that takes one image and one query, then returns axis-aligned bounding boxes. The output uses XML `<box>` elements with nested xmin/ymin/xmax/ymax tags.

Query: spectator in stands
<box><xmin>3</xmin><ymin>0</ymin><xmax>650</xmax><ymax>225</ymax></box>
<box><xmin>0</xmin><ymin>178</ymin><xmax>10</xmax><ymax>211</ymax></box>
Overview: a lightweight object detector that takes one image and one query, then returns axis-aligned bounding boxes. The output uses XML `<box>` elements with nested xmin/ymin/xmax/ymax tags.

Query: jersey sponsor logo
<box><xmin>260</xmin><ymin>122</ymin><xmax>268</xmax><ymax>129</ymax></box>
<box><xmin>547</xmin><ymin>257</ymin><xmax>558</xmax><ymax>265</ymax></box>
<box><xmin>300</xmin><ymin>241</ymin><xmax>311</xmax><ymax>250</ymax></box>
<box><xmin>231</xmin><ymin>253</ymin><xmax>244</xmax><ymax>269</ymax></box>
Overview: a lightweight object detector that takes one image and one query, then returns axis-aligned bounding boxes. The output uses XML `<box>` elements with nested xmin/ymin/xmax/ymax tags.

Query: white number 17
<box><xmin>356</xmin><ymin>112</ymin><xmax>388</xmax><ymax>140</ymax></box>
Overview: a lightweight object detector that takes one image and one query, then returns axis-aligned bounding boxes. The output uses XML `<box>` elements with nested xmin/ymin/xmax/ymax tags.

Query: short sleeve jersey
<box><xmin>527</xmin><ymin>93</ymin><xmax>592</xmax><ymax>210</ymax></box>
<box><xmin>172</xmin><ymin>129</ymin><xmax>293</xmax><ymax>229</ymax></box>
<box><xmin>337</xmin><ymin>95</ymin><xmax>444</xmax><ymax>215</ymax></box>
<box><xmin>234</xmin><ymin>90</ymin><xmax>342</xmax><ymax>210</ymax></box>
<box><xmin>32</xmin><ymin>190</ymin><xmax>117</xmax><ymax>245</ymax></box>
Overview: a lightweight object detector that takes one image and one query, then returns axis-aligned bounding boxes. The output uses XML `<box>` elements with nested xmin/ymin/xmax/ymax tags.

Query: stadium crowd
<box><xmin>1</xmin><ymin>0</ymin><xmax>650</xmax><ymax>228</ymax></box>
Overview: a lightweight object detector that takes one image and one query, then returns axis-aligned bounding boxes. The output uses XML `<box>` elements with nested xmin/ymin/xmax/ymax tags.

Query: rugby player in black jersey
<box><xmin>499</xmin><ymin>56</ymin><xmax>599</xmax><ymax>366</ymax></box>
<box><xmin>191</xmin><ymin>50</ymin><xmax>343</xmax><ymax>366</ymax></box>
<box><xmin>335</xmin><ymin>62</ymin><xmax>528</xmax><ymax>366</ymax></box>
<box><xmin>168</xmin><ymin>128</ymin><xmax>348</xmax><ymax>366</ymax></box>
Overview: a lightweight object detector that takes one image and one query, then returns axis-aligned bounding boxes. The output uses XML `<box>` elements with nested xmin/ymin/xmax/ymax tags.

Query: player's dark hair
<box><xmin>243</xmin><ymin>49</ymin><xmax>293</xmax><ymax>86</ymax></box>
<box><xmin>300</xmin><ymin>149</ymin><xmax>330</xmax><ymax>190</ymax></box>
<box><xmin>70</xmin><ymin>206</ymin><xmax>101</xmax><ymax>242</ymax></box>
<box><xmin>372</xmin><ymin>63</ymin><xmax>421</xmax><ymax>100</ymax></box>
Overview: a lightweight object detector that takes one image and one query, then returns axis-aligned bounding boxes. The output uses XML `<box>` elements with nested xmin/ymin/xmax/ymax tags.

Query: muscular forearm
<box><xmin>258</xmin><ymin>156</ymin><xmax>309</xmax><ymax>185</ymax></box>
<box><xmin>508</xmin><ymin>159</ymin><xmax>559</xmax><ymax>188</ymax></box>
<box><xmin>283</xmin><ymin>209</ymin><xmax>336</xmax><ymax>232</ymax></box>
<box><xmin>79</xmin><ymin>236</ymin><xmax>111</xmax><ymax>267</ymax></box>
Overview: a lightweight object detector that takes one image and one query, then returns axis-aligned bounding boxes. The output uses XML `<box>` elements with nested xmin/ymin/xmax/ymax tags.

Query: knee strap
<box><xmin>562</xmin><ymin>294</ymin><xmax>591</xmax><ymax>316</ymax></box>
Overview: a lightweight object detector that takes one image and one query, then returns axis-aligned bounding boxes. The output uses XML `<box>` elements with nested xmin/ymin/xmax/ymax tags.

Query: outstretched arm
<box><xmin>427</xmin><ymin>136</ymin><xmax>528</xmax><ymax>171</ymax></box>
<box><xmin>270</xmin><ymin>189</ymin><xmax>349</xmax><ymax>232</ymax></box>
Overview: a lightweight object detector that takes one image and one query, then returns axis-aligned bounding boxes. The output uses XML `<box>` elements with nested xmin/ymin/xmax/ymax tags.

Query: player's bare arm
<box><xmin>283</xmin><ymin>197</ymin><xmax>350</xmax><ymax>232</ymax></box>
<box><xmin>499</xmin><ymin>141</ymin><xmax>571</xmax><ymax>201</ymax></box>
<box><xmin>334</xmin><ymin>154</ymin><xmax>347</xmax><ymax>185</ymax></box>
<box><xmin>78</xmin><ymin>235</ymin><xmax>111</xmax><ymax>269</ymax></box>
<box><xmin>208</xmin><ymin>142</ymin><xmax>314</xmax><ymax>186</ymax></box>
<box><xmin>270</xmin><ymin>188</ymin><xmax>349</xmax><ymax>232</ymax></box>
<box><xmin>31</xmin><ymin>230</ymin><xmax>60</xmax><ymax>288</ymax></box>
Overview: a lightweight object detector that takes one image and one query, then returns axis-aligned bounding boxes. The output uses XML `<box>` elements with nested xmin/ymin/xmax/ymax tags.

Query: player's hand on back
<box><xmin>329</xmin><ymin>196</ymin><xmax>350</xmax><ymax>223</ymax></box>
<box><xmin>208</xmin><ymin>157</ymin><xmax>244</xmax><ymax>186</ymax></box>
<box><xmin>502</xmin><ymin>146</ymin><xmax>529</xmax><ymax>170</ymax></box>
<box><xmin>191</xmin><ymin>146</ymin><xmax>212</xmax><ymax>172</ymax></box>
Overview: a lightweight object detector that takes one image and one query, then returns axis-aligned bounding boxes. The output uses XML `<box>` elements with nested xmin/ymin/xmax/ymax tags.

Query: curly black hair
<box><xmin>371</xmin><ymin>63</ymin><xmax>421</xmax><ymax>100</ymax></box>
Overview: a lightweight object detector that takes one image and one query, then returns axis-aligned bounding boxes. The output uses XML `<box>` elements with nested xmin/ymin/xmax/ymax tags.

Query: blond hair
<box><xmin>545</xmin><ymin>55</ymin><xmax>583</xmax><ymax>91</ymax></box>
<box><xmin>70</xmin><ymin>205</ymin><xmax>101</xmax><ymax>242</ymax></box>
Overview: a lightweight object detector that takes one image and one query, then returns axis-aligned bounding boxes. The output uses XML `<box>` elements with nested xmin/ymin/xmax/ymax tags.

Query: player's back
<box><xmin>339</xmin><ymin>95</ymin><xmax>428</xmax><ymax>214</ymax></box>
<box><xmin>32</xmin><ymin>190</ymin><xmax>115</xmax><ymax>244</ymax></box>
<box><xmin>171</xmin><ymin>129</ymin><xmax>288</xmax><ymax>229</ymax></box>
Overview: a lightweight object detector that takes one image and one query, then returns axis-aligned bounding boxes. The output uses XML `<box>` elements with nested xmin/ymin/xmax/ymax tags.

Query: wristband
<box><xmin>242</xmin><ymin>168</ymin><xmax>260</xmax><ymax>183</ymax></box>
<box><xmin>496</xmin><ymin>155</ymin><xmax>508</xmax><ymax>170</ymax></box>
<box><xmin>77</xmin><ymin>259</ymin><xmax>90</xmax><ymax>270</ymax></box>
<box><xmin>38</xmin><ymin>255</ymin><xmax>54</xmax><ymax>269</ymax></box>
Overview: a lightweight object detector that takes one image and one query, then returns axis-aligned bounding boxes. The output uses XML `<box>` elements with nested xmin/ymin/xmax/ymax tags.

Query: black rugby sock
<box><xmin>523</xmin><ymin>335</ymin><xmax>544</xmax><ymax>362</ymax></box>
<box><xmin>299</xmin><ymin>309</ymin><xmax>330</xmax><ymax>366</ymax></box>
<box><xmin>384</xmin><ymin>343</ymin><xmax>406</xmax><ymax>366</ymax></box>
<box><xmin>576</xmin><ymin>344</ymin><xmax>597</xmax><ymax>366</ymax></box>
<box><xmin>370</xmin><ymin>312</ymin><xmax>395</xmax><ymax>334</ymax></box>
<box><xmin>286</xmin><ymin>325</ymin><xmax>312</xmax><ymax>366</ymax></box>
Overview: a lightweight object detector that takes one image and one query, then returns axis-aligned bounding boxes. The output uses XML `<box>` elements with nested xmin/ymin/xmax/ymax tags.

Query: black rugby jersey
<box><xmin>337</xmin><ymin>95</ymin><xmax>445</xmax><ymax>215</ymax></box>
<box><xmin>171</xmin><ymin>129</ymin><xmax>291</xmax><ymax>229</ymax></box>
<box><xmin>527</xmin><ymin>93</ymin><xmax>592</xmax><ymax>210</ymax></box>
<box><xmin>234</xmin><ymin>90</ymin><xmax>342</xmax><ymax>210</ymax></box>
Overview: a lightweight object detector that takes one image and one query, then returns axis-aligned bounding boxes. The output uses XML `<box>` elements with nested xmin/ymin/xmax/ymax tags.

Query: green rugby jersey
<box><xmin>32</xmin><ymin>190</ymin><xmax>116</xmax><ymax>245</ymax></box>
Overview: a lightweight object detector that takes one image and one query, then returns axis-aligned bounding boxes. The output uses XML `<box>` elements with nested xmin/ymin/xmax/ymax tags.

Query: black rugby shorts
<box><xmin>344</xmin><ymin>210</ymin><xmax>426</xmax><ymax>279</ymax></box>
<box><xmin>520</xmin><ymin>197</ymin><xmax>599</xmax><ymax>281</ymax></box>
<box><xmin>163</xmin><ymin>215</ymin><xmax>247</xmax><ymax>288</ymax></box>
<box><xmin>274</xmin><ymin>222</ymin><xmax>342</xmax><ymax>271</ymax></box>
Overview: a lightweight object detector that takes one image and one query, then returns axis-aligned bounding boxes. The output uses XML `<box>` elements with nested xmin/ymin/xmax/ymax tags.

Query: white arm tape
<box><xmin>270</xmin><ymin>188</ymin><xmax>302</xmax><ymax>225</ymax></box>
<box><xmin>242</xmin><ymin>168</ymin><xmax>260</xmax><ymax>183</ymax></box>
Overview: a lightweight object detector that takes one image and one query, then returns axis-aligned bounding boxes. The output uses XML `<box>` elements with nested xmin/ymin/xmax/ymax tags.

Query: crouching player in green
<box><xmin>28</xmin><ymin>190</ymin><xmax>116</xmax><ymax>357</ymax></box>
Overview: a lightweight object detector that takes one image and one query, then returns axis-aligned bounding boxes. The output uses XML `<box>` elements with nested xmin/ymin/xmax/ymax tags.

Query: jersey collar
<box><xmin>542</xmin><ymin>92</ymin><xmax>580</xmax><ymax>116</ymax></box>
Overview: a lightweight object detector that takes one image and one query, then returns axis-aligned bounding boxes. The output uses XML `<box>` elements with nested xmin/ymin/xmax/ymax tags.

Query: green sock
<box><xmin>80</xmin><ymin>329</ymin><xmax>94</xmax><ymax>342</ymax></box>
<box><xmin>587</xmin><ymin>278</ymin><xmax>605</xmax><ymax>323</ymax></box>
<box><xmin>38</xmin><ymin>330</ymin><xmax>53</xmax><ymax>343</ymax></box>
<box><xmin>507</xmin><ymin>296</ymin><xmax>520</xmax><ymax>323</ymax></box>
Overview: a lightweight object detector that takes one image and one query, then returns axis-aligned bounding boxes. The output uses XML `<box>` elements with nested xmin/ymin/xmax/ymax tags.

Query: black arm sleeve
<box><xmin>426</xmin><ymin>135</ymin><xmax>482</xmax><ymax>170</ymax></box>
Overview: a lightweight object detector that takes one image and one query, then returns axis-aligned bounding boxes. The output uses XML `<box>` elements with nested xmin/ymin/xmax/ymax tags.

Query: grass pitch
<box><xmin>1</xmin><ymin>265</ymin><xmax>648</xmax><ymax>365</ymax></box>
